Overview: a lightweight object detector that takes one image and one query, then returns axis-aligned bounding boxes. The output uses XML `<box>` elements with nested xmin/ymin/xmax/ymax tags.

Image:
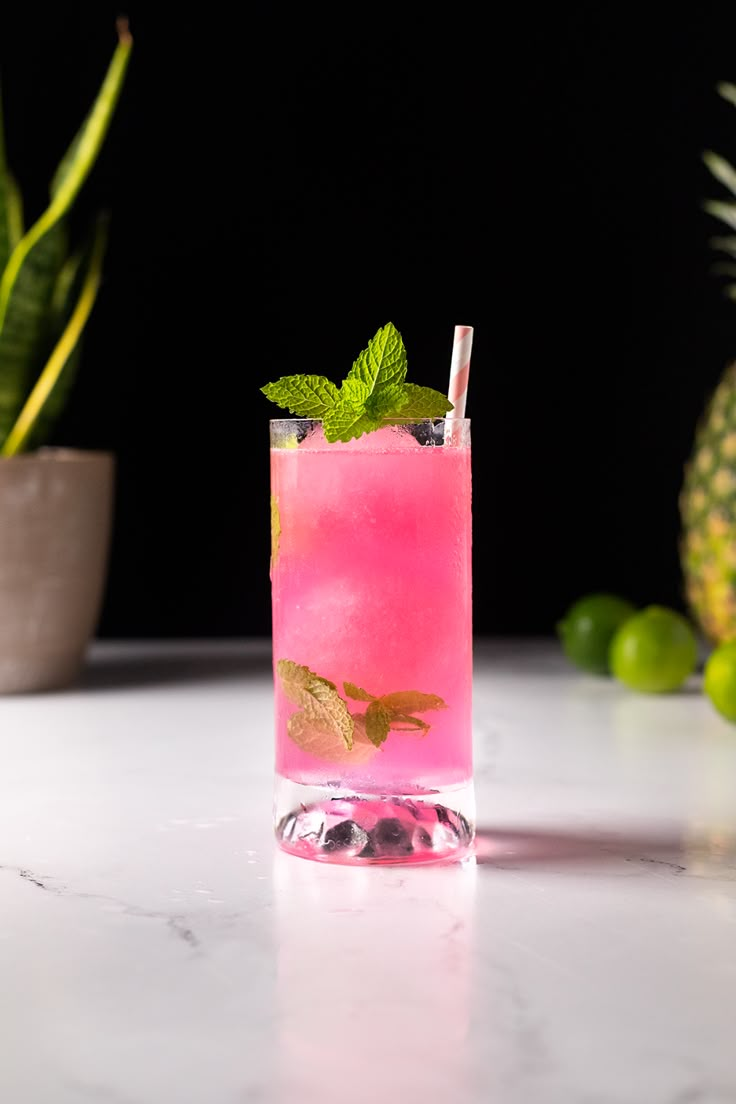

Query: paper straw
<box><xmin>445</xmin><ymin>324</ymin><xmax>473</xmax><ymax>444</ymax></box>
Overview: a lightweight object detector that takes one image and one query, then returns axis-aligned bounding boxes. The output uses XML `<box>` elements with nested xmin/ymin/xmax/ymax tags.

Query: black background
<box><xmin>1</xmin><ymin>6</ymin><xmax>735</xmax><ymax>638</ymax></box>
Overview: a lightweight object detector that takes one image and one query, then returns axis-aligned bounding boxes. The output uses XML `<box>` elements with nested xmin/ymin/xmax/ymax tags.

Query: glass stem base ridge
<box><xmin>274</xmin><ymin>776</ymin><xmax>475</xmax><ymax>865</ymax></box>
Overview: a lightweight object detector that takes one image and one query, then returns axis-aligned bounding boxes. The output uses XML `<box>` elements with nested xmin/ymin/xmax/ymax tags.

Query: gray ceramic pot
<box><xmin>0</xmin><ymin>449</ymin><xmax>114</xmax><ymax>692</ymax></box>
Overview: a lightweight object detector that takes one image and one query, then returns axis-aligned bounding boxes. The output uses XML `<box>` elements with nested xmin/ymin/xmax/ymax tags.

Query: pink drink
<box><xmin>270</xmin><ymin>419</ymin><xmax>473</xmax><ymax>863</ymax></box>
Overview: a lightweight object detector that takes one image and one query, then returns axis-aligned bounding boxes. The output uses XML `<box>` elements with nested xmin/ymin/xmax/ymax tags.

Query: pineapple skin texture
<box><xmin>681</xmin><ymin>361</ymin><xmax>736</xmax><ymax>642</ymax></box>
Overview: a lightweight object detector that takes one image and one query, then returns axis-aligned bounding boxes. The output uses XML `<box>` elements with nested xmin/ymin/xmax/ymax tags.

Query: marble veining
<box><xmin>1</xmin><ymin>639</ymin><xmax>736</xmax><ymax>1104</ymax></box>
<box><xmin>0</xmin><ymin>863</ymin><xmax>203</xmax><ymax>951</ymax></box>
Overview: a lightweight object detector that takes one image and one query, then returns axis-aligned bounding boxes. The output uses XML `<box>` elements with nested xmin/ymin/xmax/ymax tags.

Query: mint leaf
<box><xmin>261</xmin><ymin>375</ymin><xmax>339</xmax><ymax>418</ymax></box>
<box><xmin>339</xmin><ymin>378</ymin><xmax>370</xmax><ymax>406</ymax></box>
<box><xmin>261</xmin><ymin>321</ymin><xmax>458</xmax><ymax>443</ymax></box>
<box><xmin>379</xmin><ymin>690</ymin><xmax>448</xmax><ymax>713</ymax></box>
<box><xmin>389</xmin><ymin>384</ymin><xmax>453</xmax><ymax>420</ymax></box>
<box><xmin>388</xmin><ymin>713</ymin><xmax>431</xmax><ymax>733</ymax></box>
<box><xmin>288</xmin><ymin>711</ymin><xmax>377</xmax><ymax>764</ymax></box>
<box><xmin>365</xmin><ymin>700</ymin><xmax>392</xmax><ymax>747</ymax></box>
<box><xmin>270</xmin><ymin>494</ymin><xmax>281</xmax><ymax>572</ymax></box>
<box><xmin>366</xmin><ymin>382</ymin><xmax>409</xmax><ymax>420</ymax></box>
<box><xmin>347</xmin><ymin>321</ymin><xmax>407</xmax><ymax>395</ymax></box>
<box><xmin>344</xmin><ymin>681</ymin><xmax>376</xmax><ymax>701</ymax></box>
<box><xmin>277</xmin><ymin>659</ymin><xmax>448</xmax><ymax>756</ymax></box>
<box><xmin>323</xmin><ymin>398</ymin><xmax>379</xmax><ymax>443</ymax></box>
<box><xmin>277</xmin><ymin>659</ymin><xmax>336</xmax><ymax>702</ymax></box>
<box><xmin>276</xmin><ymin>659</ymin><xmax>354</xmax><ymax>750</ymax></box>
<box><xmin>303</xmin><ymin>679</ymin><xmax>354</xmax><ymax>751</ymax></box>
<box><xmin>321</xmin><ymin>325</ymin><xmax>411</xmax><ymax>441</ymax></box>
<box><xmin>375</xmin><ymin>688</ymin><xmax>447</xmax><ymax>740</ymax></box>
<box><xmin>321</xmin><ymin>377</ymin><xmax>377</xmax><ymax>442</ymax></box>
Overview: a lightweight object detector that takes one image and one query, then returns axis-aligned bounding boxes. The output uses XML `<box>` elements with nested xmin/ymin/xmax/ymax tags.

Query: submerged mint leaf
<box><xmin>344</xmin><ymin>681</ymin><xmax>376</xmax><ymax>701</ymax></box>
<box><xmin>379</xmin><ymin>690</ymin><xmax>448</xmax><ymax>712</ymax></box>
<box><xmin>347</xmin><ymin>321</ymin><xmax>407</xmax><ymax>395</ymax></box>
<box><xmin>288</xmin><ymin>711</ymin><xmax>377</xmax><ymax>764</ymax></box>
<box><xmin>276</xmin><ymin>659</ymin><xmax>354</xmax><ymax>751</ymax></box>
<box><xmin>377</xmin><ymin>688</ymin><xmax>447</xmax><ymax>739</ymax></box>
<box><xmin>270</xmin><ymin>494</ymin><xmax>281</xmax><ymax>572</ymax></box>
<box><xmin>276</xmin><ymin>659</ymin><xmax>337</xmax><ymax>703</ymax></box>
<box><xmin>388</xmin><ymin>713</ymin><xmax>431</xmax><ymax>733</ymax></box>
<box><xmin>365</xmin><ymin>701</ymin><xmax>392</xmax><ymax>747</ymax></box>
<box><xmin>261</xmin><ymin>375</ymin><xmax>339</xmax><ymax>418</ymax></box>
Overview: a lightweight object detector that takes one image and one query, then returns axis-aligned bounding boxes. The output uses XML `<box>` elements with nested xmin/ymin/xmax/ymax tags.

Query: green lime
<box><xmin>557</xmin><ymin>593</ymin><xmax>637</xmax><ymax>674</ymax></box>
<box><xmin>704</xmin><ymin>641</ymin><xmax>736</xmax><ymax>722</ymax></box>
<box><xmin>609</xmin><ymin>605</ymin><xmax>698</xmax><ymax>693</ymax></box>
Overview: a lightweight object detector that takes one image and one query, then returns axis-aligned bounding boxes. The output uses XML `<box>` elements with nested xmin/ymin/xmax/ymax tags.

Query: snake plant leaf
<box><xmin>50</xmin><ymin>19</ymin><xmax>132</xmax><ymax>200</ymax></box>
<box><xmin>17</xmin><ymin>230</ymin><xmax>89</xmax><ymax>453</ymax></box>
<box><xmin>48</xmin><ymin>245</ymin><xmax>86</xmax><ymax>334</ymax></box>
<box><xmin>1</xmin><ymin>213</ymin><xmax>108</xmax><ymax>457</ymax></box>
<box><xmin>0</xmin><ymin>224</ymin><xmax>66</xmax><ymax>444</ymax></box>
<box><xmin>6</xmin><ymin>173</ymin><xmax>23</xmax><ymax>248</ymax></box>
<box><xmin>0</xmin><ymin>21</ymin><xmax>132</xmax><ymax>450</ymax></box>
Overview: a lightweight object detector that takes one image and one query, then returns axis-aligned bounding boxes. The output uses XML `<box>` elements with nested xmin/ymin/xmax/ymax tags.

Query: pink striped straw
<box><xmin>445</xmin><ymin>324</ymin><xmax>473</xmax><ymax>443</ymax></box>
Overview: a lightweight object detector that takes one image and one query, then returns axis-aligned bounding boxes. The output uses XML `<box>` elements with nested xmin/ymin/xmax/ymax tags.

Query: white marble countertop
<box><xmin>1</xmin><ymin>639</ymin><xmax>735</xmax><ymax>1104</ymax></box>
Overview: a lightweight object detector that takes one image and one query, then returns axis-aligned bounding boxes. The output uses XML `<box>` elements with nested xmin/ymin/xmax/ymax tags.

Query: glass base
<box><xmin>274</xmin><ymin>776</ymin><xmax>475</xmax><ymax>865</ymax></box>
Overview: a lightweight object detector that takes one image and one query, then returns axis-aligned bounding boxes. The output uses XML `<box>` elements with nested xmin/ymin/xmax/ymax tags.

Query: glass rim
<box><xmin>268</xmin><ymin>416</ymin><xmax>471</xmax><ymax>426</ymax></box>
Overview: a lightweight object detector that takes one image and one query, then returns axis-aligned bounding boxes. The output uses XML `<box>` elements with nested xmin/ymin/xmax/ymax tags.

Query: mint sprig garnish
<box><xmin>387</xmin><ymin>384</ymin><xmax>452</xmax><ymax>420</ymax></box>
<box><xmin>261</xmin><ymin>322</ymin><xmax>453</xmax><ymax>443</ymax></box>
<box><xmin>260</xmin><ymin>375</ymin><xmax>340</xmax><ymax>419</ymax></box>
<box><xmin>346</xmin><ymin>321</ymin><xmax>407</xmax><ymax>395</ymax></box>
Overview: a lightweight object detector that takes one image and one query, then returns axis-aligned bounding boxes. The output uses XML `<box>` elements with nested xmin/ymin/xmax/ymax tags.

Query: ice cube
<box><xmin>322</xmin><ymin>820</ymin><xmax>370</xmax><ymax>854</ymax></box>
<box><xmin>300</xmin><ymin>424</ymin><xmax>423</xmax><ymax>451</ymax></box>
<box><xmin>366</xmin><ymin>817</ymin><xmax>415</xmax><ymax>857</ymax></box>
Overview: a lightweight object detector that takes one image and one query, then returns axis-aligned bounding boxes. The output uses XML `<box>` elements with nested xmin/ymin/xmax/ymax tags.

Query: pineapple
<box><xmin>681</xmin><ymin>362</ymin><xmax>736</xmax><ymax>640</ymax></box>
<box><xmin>680</xmin><ymin>81</ymin><xmax>736</xmax><ymax>642</ymax></box>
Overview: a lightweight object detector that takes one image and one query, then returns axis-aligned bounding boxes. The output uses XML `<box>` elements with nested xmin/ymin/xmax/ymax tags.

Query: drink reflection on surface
<box><xmin>683</xmin><ymin>724</ymin><xmax>736</xmax><ymax>889</ymax></box>
<box><xmin>273</xmin><ymin>851</ymin><xmax>477</xmax><ymax>1100</ymax></box>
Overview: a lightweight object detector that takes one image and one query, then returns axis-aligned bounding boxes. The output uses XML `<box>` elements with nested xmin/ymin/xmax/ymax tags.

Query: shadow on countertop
<box><xmin>472</xmin><ymin>826</ymin><xmax>703</xmax><ymax>872</ymax></box>
<box><xmin>79</xmin><ymin>641</ymin><xmax>272</xmax><ymax>692</ymax></box>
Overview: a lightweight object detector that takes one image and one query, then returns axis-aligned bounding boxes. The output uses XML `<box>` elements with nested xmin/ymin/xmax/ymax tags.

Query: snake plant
<box><xmin>0</xmin><ymin>19</ymin><xmax>132</xmax><ymax>457</ymax></box>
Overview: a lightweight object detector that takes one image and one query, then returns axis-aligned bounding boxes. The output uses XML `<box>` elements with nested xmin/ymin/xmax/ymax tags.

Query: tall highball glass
<box><xmin>270</xmin><ymin>418</ymin><xmax>473</xmax><ymax>864</ymax></box>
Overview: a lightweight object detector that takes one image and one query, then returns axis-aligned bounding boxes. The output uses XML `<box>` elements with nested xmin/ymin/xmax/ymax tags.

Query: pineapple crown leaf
<box><xmin>703</xmin><ymin>151</ymin><xmax>736</xmax><ymax>197</ymax></box>
<box><xmin>709</xmin><ymin>235</ymin><xmax>736</xmax><ymax>258</ymax></box>
<box><xmin>710</xmin><ymin>261</ymin><xmax>736</xmax><ymax>278</ymax></box>
<box><xmin>717</xmin><ymin>81</ymin><xmax>736</xmax><ymax>108</ymax></box>
<box><xmin>701</xmin><ymin>86</ymin><xmax>736</xmax><ymax>242</ymax></box>
<box><xmin>703</xmin><ymin>198</ymin><xmax>736</xmax><ymax>231</ymax></box>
